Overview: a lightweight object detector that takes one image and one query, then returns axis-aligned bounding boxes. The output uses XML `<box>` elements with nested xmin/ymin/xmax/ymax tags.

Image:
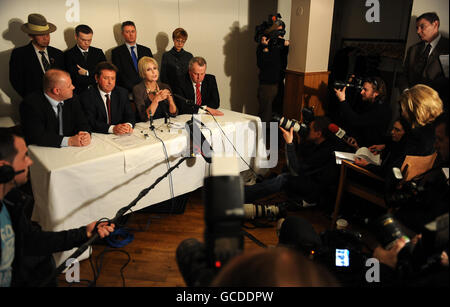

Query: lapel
<box><xmin>123</xmin><ymin>44</ymin><xmax>137</xmax><ymax>72</ymax></box>
<box><xmin>27</xmin><ymin>42</ymin><xmax>45</xmax><ymax>75</ymax></box>
<box><xmin>185</xmin><ymin>74</ymin><xmax>195</xmax><ymax>100</ymax></box>
<box><xmin>93</xmin><ymin>87</ymin><xmax>108</xmax><ymax>120</ymax></box>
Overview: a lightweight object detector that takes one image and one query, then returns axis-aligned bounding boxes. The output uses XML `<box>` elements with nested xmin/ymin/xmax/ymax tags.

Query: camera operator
<box><xmin>245</xmin><ymin>116</ymin><xmax>339</xmax><ymax>211</ymax></box>
<box><xmin>256</xmin><ymin>14</ymin><xmax>289</xmax><ymax>125</ymax></box>
<box><xmin>334</xmin><ymin>76</ymin><xmax>392</xmax><ymax>148</ymax></box>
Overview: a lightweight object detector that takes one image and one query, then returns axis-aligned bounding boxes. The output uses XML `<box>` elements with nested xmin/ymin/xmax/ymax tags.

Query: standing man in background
<box><xmin>64</xmin><ymin>24</ymin><xmax>107</xmax><ymax>95</ymax></box>
<box><xmin>111</xmin><ymin>21</ymin><xmax>153</xmax><ymax>97</ymax></box>
<box><xmin>397</xmin><ymin>12</ymin><xmax>449</xmax><ymax>108</ymax></box>
<box><xmin>9</xmin><ymin>13</ymin><xmax>64</xmax><ymax>98</ymax></box>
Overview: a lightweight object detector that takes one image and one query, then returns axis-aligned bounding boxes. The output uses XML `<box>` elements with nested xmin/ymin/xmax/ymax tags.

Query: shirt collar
<box><xmin>98</xmin><ymin>86</ymin><xmax>111</xmax><ymax>97</ymax></box>
<box><xmin>44</xmin><ymin>93</ymin><xmax>63</xmax><ymax>108</ymax></box>
<box><xmin>429</xmin><ymin>33</ymin><xmax>441</xmax><ymax>50</ymax></box>
<box><xmin>77</xmin><ymin>45</ymin><xmax>89</xmax><ymax>53</ymax></box>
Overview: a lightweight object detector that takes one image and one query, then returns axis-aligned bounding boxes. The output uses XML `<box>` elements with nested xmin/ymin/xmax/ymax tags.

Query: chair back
<box><xmin>401</xmin><ymin>152</ymin><xmax>437</xmax><ymax>182</ymax></box>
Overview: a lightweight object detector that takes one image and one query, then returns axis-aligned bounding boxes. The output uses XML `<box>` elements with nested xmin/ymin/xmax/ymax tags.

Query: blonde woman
<box><xmin>132</xmin><ymin>56</ymin><xmax>177</xmax><ymax>122</ymax></box>
<box><xmin>398</xmin><ymin>84</ymin><xmax>443</xmax><ymax>156</ymax></box>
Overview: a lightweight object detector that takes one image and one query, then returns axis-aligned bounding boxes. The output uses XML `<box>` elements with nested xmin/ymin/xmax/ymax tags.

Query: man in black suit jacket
<box><xmin>64</xmin><ymin>24</ymin><xmax>106</xmax><ymax>95</ymax></box>
<box><xmin>80</xmin><ymin>62</ymin><xmax>135</xmax><ymax>135</ymax></box>
<box><xmin>9</xmin><ymin>13</ymin><xmax>64</xmax><ymax>98</ymax></box>
<box><xmin>397</xmin><ymin>12</ymin><xmax>449</xmax><ymax>105</ymax></box>
<box><xmin>111</xmin><ymin>21</ymin><xmax>153</xmax><ymax>95</ymax></box>
<box><xmin>173</xmin><ymin>56</ymin><xmax>223</xmax><ymax>116</ymax></box>
<box><xmin>19</xmin><ymin>69</ymin><xmax>91</xmax><ymax>148</ymax></box>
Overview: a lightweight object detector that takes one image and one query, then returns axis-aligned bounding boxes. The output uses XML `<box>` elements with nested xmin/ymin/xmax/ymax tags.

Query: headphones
<box><xmin>0</xmin><ymin>164</ymin><xmax>24</xmax><ymax>184</ymax></box>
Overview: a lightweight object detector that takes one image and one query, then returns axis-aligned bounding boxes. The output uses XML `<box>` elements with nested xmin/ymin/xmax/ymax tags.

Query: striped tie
<box><xmin>195</xmin><ymin>83</ymin><xmax>202</xmax><ymax>106</ymax></box>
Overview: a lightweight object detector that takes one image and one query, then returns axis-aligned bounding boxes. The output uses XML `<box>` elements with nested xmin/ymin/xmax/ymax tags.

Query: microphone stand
<box><xmin>41</xmin><ymin>155</ymin><xmax>190</xmax><ymax>287</ymax></box>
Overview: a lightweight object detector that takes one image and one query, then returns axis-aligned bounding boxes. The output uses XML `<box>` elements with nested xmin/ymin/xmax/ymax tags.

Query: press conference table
<box><xmin>28</xmin><ymin>110</ymin><xmax>264</xmax><ymax>265</ymax></box>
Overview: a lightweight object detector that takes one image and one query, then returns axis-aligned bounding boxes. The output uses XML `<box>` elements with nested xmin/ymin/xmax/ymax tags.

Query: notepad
<box><xmin>334</xmin><ymin>147</ymin><xmax>381</xmax><ymax>166</ymax></box>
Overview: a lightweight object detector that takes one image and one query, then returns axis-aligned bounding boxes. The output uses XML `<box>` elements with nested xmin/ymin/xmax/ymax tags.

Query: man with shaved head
<box><xmin>19</xmin><ymin>69</ymin><xmax>91</xmax><ymax>148</ymax></box>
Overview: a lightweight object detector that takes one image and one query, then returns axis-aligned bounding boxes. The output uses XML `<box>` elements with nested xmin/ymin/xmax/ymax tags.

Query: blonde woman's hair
<box><xmin>399</xmin><ymin>84</ymin><xmax>443</xmax><ymax>129</ymax></box>
<box><xmin>138</xmin><ymin>56</ymin><xmax>158</xmax><ymax>79</ymax></box>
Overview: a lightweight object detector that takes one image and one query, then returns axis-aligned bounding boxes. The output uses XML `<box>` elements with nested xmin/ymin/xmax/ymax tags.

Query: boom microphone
<box><xmin>328</xmin><ymin>123</ymin><xmax>351</xmax><ymax>142</ymax></box>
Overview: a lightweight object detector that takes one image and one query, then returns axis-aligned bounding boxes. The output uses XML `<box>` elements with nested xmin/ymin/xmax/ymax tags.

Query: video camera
<box><xmin>176</xmin><ymin>156</ymin><xmax>245</xmax><ymax>286</ymax></box>
<box><xmin>333</xmin><ymin>74</ymin><xmax>364</xmax><ymax>91</ymax></box>
<box><xmin>274</xmin><ymin>106</ymin><xmax>315</xmax><ymax>138</ymax></box>
<box><xmin>254</xmin><ymin>13</ymin><xmax>286</xmax><ymax>48</ymax></box>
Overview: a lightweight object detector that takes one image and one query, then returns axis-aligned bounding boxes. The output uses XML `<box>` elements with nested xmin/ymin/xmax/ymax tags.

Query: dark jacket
<box><xmin>256</xmin><ymin>44</ymin><xmax>289</xmax><ymax>84</ymax></box>
<box><xmin>111</xmin><ymin>44</ymin><xmax>153</xmax><ymax>93</ymax></box>
<box><xmin>173</xmin><ymin>73</ymin><xmax>220</xmax><ymax>114</ymax></box>
<box><xmin>337</xmin><ymin>97</ymin><xmax>392</xmax><ymax>147</ymax></box>
<box><xmin>160</xmin><ymin>47</ymin><xmax>193</xmax><ymax>91</ymax></box>
<box><xmin>9</xmin><ymin>42</ymin><xmax>64</xmax><ymax>98</ymax></box>
<box><xmin>1</xmin><ymin>188</ymin><xmax>88</xmax><ymax>287</ymax></box>
<box><xmin>132</xmin><ymin>81</ymin><xmax>177</xmax><ymax>122</ymax></box>
<box><xmin>64</xmin><ymin>45</ymin><xmax>106</xmax><ymax>95</ymax></box>
<box><xmin>79</xmin><ymin>85</ymin><xmax>136</xmax><ymax>134</ymax></box>
<box><xmin>19</xmin><ymin>91</ymin><xmax>90</xmax><ymax>148</ymax></box>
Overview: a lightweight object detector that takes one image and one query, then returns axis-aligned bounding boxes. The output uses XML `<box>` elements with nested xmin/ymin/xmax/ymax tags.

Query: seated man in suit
<box><xmin>397</xmin><ymin>12</ymin><xmax>449</xmax><ymax>106</ymax></box>
<box><xmin>64</xmin><ymin>24</ymin><xmax>107</xmax><ymax>95</ymax></box>
<box><xmin>173</xmin><ymin>56</ymin><xmax>223</xmax><ymax>116</ymax></box>
<box><xmin>80</xmin><ymin>62</ymin><xmax>135</xmax><ymax>135</ymax></box>
<box><xmin>9</xmin><ymin>13</ymin><xmax>65</xmax><ymax>98</ymax></box>
<box><xmin>19</xmin><ymin>69</ymin><xmax>91</xmax><ymax>148</ymax></box>
<box><xmin>111</xmin><ymin>21</ymin><xmax>153</xmax><ymax>96</ymax></box>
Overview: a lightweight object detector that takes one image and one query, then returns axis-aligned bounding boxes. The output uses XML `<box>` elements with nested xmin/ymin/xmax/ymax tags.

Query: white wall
<box><xmin>0</xmin><ymin>0</ymin><xmax>278</xmax><ymax>122</ymax></box>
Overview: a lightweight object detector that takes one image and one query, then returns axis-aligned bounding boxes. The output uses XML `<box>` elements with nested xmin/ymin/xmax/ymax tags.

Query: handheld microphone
<box><xmin>328</xmin><ymin>123</ymin><xmax>350</xmax><ymax>142</ymax></box>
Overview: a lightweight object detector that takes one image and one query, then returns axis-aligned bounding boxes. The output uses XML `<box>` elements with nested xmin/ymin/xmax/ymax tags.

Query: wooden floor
<box><xmin>57</xmin><ymin>187</ymin><xmax>337</xmax><ymax>287</ymax></box>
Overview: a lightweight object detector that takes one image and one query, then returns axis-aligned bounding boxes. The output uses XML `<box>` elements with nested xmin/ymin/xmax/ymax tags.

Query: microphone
<box><xmin>172</xmin><ymin>93</ymin><xmax>207</xmax><ymax>112</ymax></box>
<box><xmin>185</xmin><ymin>116</ymin><xmax>213</xmax><ymax>163</ymax></box>
<box><xmin>328</xmin><ymin>123</ymin><xmax>351</xmax><ymax>142</ymax></box>
<box><xmin>149</xmin><ymin>110</ymin><xmax>154</xmax><ymax>131</ymax></box>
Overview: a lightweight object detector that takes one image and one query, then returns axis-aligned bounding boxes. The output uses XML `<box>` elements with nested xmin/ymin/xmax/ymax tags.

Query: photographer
<box><xmin>245</xmin><ymin>116</ymin><xmax>339</xmax><ymax>210</ymax></box>
<box><xmin>256</xmin><ymin>14</ymin><xmax>289</xmax><ymax>125</ymax></box>
<box><xmin>334</xmin><ymin>76</ymin><xmax>392</xmax><ymax>147</ymax></box>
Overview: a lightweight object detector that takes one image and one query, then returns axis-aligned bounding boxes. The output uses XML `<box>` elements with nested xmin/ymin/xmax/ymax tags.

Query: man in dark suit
<box><xmin>397</xmin><ymin>12</ymin><xmax>449</xmax><ymax>106</ymax></box>
<box><xmin>173</xmin><ymin>56</ymin><xmax>223</xmax><ymax>116</ymax></box>
<box><xmin>9</xmin><ymin>13</ymin><xmax>65</xmax><ymax>98</ymax></box>
<box><xmin>64</xmin><ymin>24</ymin><xmax>106</xmax><ymax>95</ymax></box>
<box><xmin>111</xmin><ymin>21</ymin><xmax>153</xmax><ymax>95</ymax></box>
<box><xmin>19</xmin><ymin>69</ymin><xmax>91</xmax><ymax>148</ymax></box>
<box><xmin>80</xmin><ymin>62</ymin><xmax>135</xmax><ymax>135</ymax></box>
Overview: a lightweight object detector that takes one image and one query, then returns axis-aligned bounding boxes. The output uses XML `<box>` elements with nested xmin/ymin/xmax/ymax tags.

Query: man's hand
<box><xmin>86</xmin><ymin>221</ymin><xmax>115</xmax><ymax>239</ymax></box>
<box><xmin>113</xmin><ymin>123</ymin><xmax>133</xmax><ymax>135</ymax></box>
<box><xmin>77</xmin><ymin>64</ymin><xmax>88</xmax><ymax>76</ymax></box>
<box><xmin>205</xmin><ymin>107</ymin><xmax>224</xmax><ymax>116</ymax></box>
<box><xmin>279</xmin><ymin>126</ymin><xmax>294</xmax><ymax>144</ymax></box>
<box><xmin>354</xmin><ymin>157</ymin><xmax>369</xmax><ymax>167</ymax></box>
<box><xmin>373</xmin><ymin>234</ymin><xmax>421</xmax><ymax>269</ymax></box>
<box><xmin>334</xmin><ymin>87</ymin><xmax>346</xmax><ymax>102</ymax></box>
<box><xmin>78</xmin><ymin>131</ymin><xmax>91</xmax><ymax>146</ymax></box>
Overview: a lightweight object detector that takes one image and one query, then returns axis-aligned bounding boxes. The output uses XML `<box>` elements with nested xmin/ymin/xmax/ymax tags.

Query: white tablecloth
<box><xmin>28</xmin><ymin>110</ymin><xmax>266</xmax><ymax>265</ymax></box>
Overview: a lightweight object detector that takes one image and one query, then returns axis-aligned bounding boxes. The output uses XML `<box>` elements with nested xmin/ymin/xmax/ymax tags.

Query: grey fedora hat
<box><xmin>21</xmin><ymin>13</ymin><xmax>57</xmax><ymax>35</ymax></box>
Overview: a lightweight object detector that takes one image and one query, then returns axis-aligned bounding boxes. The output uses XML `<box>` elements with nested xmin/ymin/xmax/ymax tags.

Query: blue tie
<box><xmin>130</xmin><ymin>46</ymin><xmax>138</xmax><ymax>71</ymax></box>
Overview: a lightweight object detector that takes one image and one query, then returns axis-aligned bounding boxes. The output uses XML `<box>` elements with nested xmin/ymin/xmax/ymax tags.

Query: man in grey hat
<box><xmin>9</xmin><ymin>13</ymin><xmax>65</xmax><ymax>98</ymax></box>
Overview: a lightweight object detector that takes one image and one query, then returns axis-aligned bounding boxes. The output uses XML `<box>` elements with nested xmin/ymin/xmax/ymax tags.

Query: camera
<box><xmin>371</xmin><ymin>213</ymin><xmax>411</xmax><ymax>250</ymax></box>
<box><xmin>333</xmin><ymin>74</ymin><xmax>364</xmax><ymax>91</ymax></box>
<box><xmin>275</xmin><ymin>106</ymin><xmax>315</xmax><ymax>137</ymax></box>
<box><xmin>254</xmin><ymin>13</ymin><xmax>286</xmax><ymax>48</ymax></box>
<box><xmin>176</xmin><ymin>156</ymin><xmax>245</xmax><ymax>286</ymax></box>
<box><xmin>243</xmin><ymin>203</ymin><xmax>287</xmax><ymax>221</ymax></box>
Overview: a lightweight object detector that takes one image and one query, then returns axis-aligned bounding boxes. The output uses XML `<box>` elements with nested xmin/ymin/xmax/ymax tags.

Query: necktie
<box><xmin>57</xmin><ymin>102</ymin><xmax>63</xmax><ymax>136</ymax></box>
<box><xmin>39</xmin><ymin>51</ymin><xmax>50</xmax><ymax>71</ymax></box>
<box><xmin>195</xmin><ymin>83</ymin><xmax>202</xmax><ymax>106</ymax></box>
<box><xmin>105</xmin><ymin>94</ymin><xmax>111</xmax><ymax>124</ymax></box>
<box><xmin>130</xmin><ymin>46</ymin><xmax>138</xmax><ymax>71</ymax></box>
<box><xmin>418</xmin><ymin>43</ymin><xmax>432</xmax><ymax>76</ymax></box>
<box><xmin>82</xmin><ymin>51</ymin><xmax>88</xmax><ymax>62</ymax></box>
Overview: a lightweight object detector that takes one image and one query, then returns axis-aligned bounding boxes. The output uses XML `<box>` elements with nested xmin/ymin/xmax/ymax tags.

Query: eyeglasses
<box><xmin>175</xmin><ymin>39</ymin><xmax>186</xmax><ymax>44</ymax></box>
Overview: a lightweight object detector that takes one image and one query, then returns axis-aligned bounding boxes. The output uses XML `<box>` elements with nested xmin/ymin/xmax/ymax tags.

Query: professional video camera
<box><xmin>176</xmin><ymin>156</ymin><xmax>245</xmax><ymax>286</ymax></box>
<box><xmin>254</xmin><ymin>13</ymin><xmax>286</xmax><ymax>48</ymax></box>
<box><xmin>275</xmin><ymin>106</ymin><xmax>315</xmax><ymax>137</ymax></box>
<box><xmin>333</xmin><ymin>74</ymin><xmax>364</xmax><ymax>91</ymax></box>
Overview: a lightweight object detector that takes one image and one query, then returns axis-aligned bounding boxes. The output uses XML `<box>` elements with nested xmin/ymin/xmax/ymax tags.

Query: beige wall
<box><xmin>0</xmin><ymin>0</ymin><xmax>278</xmax><ymax>121</ymax></box>
<box><xmin>287</xmin><ymin>0</ymin><xmax>334</xmax><ymax>73</ymax></box>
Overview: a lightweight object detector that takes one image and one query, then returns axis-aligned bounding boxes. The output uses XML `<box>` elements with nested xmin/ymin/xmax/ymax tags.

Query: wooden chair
<box><xmin>330</xmin><ymin>152</ymin><xmax>437</xmax><ymax>229</ymax></box>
